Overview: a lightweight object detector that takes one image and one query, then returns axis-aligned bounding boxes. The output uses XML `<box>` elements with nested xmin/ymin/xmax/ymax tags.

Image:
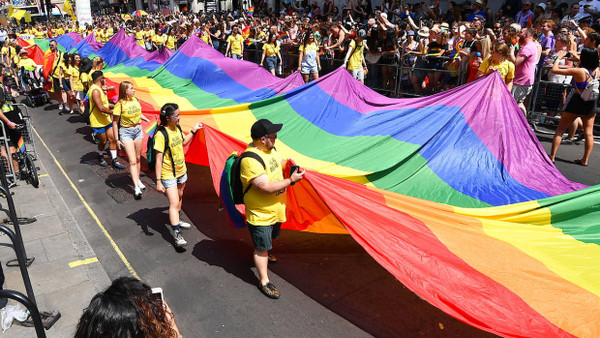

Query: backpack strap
<box><xmin>240</xmin><ymin>151</ymin><xmax>266</xmax><ymax>197</ymax></box>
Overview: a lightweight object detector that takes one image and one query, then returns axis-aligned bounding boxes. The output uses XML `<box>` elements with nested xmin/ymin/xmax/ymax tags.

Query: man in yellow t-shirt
<box><xmin>240</xmin><ymin>119</ymin><xmax>305</xmax><ymax>299</ymax></box>
<box><xmin>88</xmin><ymin>71</ymin><xmax>123</xmax><ymax>168</ymax></box>
<box><xmin>342</xmin><ymin>29</ymin><xmax>368</xmax><ymax>84</ymax></box>
<box><xmin>225</xmin><ymin>26</ymin><xmax>244</xmax><ymax>60</ymax></box>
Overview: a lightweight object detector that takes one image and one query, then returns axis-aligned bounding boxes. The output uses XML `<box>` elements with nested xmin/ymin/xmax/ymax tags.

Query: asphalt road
<box><xmin>28</xmin><ymin>101</ymin><xmax>597</xmax><ymax>337</ymax></box>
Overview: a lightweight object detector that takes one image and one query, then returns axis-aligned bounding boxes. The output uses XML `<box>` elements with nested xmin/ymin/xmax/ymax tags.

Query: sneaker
<box><xmin>179</xmin><ymin>220</ymin><xmax>191</xmax><ymax>230</ymax></box>
<box><xmin>561</xmin><ymin>138</ymin><xmax>574</xmax><ymax>145</ymax></box>
<box><xmin>112</xmin><ymin>161</ymin><xmax>125</xmax><ymax>169</ymax></box>
<box><xmin>173</xmin><ymin>229</ymin><xmax>187</xmax><ymax>248</ymax></box>
<box><xmin>69</xmin><ymin>110</ymin><xmax>75</xmax><ymax>115</ymax></box>
<box><xmin>268</xmin><ymin>253</ymin><xmax>278</xmax><ymax>263</ymax></box>
<box><xmin>98</xmin><ymin>154</ymin><xmax>108</xmax><ymax>167</ymax></box>
<box><xmin>134</xmin><ymin>186</ymin><xmax>142</xmax><ymax>200</ymax></box>
<box><xmin>58</xmin><ymin>104</ymin><xmax>63</xmax><ymax>110</ymax></box>
<box><xmin>258</xmin><ymin>282</ymin><xmax>280</xmax><ymax>299</ymax></box>
<box><xmin>138</xmin><ymin>179</ymin><xmax>146</xmax><ymax>191</ymax></box>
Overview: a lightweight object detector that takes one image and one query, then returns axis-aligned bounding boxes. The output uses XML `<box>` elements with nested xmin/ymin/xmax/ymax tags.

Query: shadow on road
<box><xmin>181</xmin><ymin>164</ymin><xmax>494</xmax><ymax>337</ymax></box>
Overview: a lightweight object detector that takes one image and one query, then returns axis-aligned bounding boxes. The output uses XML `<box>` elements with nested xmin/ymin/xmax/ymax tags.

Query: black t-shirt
<box><xmin>427</xmin><ymin>41</ymin><xmax>448</xmax><ymax>60</ymax></box>
<box><xmin>462</xmin><ymin>39</ymin><xmax>478</xmax><ymax>54</ymax></box>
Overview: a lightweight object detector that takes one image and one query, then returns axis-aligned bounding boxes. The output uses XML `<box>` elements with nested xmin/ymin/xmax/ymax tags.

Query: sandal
<box><xmin>574</xmin><ymin>159</ymin><xmax>588</xmax><ymax>167</ymax></box>
<box><xmin>17</xmin><ymin>310</ymin><xmax>61</xmax><ymax>329</ymax></box>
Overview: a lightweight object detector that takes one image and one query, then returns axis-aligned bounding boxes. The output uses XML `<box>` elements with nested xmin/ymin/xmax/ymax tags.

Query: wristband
<box><xmin>191</xmin><ymin>129</ymin><xmax>197</xmax><ymax>134</ymax></box>
<box><xmin>288</xmin><ymin>177</ymin><xmax>295</xmax><ymax>186</ymax></box>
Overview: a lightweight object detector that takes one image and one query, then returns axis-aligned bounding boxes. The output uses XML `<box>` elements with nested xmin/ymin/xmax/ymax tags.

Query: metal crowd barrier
<box><xmin>241</xmin><ymin>44</ymin><xmax>468</xmax><ymax>98</ymax></box>
<box><xmin>528</xmin><ymin>65</ymin><xmax>600</xmax><ymax>135</ymax></box>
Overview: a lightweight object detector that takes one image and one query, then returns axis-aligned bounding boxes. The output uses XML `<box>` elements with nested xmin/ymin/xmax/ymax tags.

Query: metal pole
<box><xmin>0</xmin><ymin>224</ymin><xmax>37</xmax><ymax>305</ymax></box>
<box><xmin>0</xmin><ymin>290</ymin><xmax>45</xmax><ymax>337</ymax></box>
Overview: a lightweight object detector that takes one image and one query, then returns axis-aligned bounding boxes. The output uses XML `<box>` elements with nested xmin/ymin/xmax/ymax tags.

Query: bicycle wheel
<box><xmin>24</xmin><ymin>153</ymin><xmax>38</xmax><ymax>188</ymax></box>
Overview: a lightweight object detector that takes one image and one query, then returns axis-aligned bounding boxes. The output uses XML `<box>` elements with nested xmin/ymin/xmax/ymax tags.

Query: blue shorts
<box><xmin>92</xmin><ymin>123</ymin><xmax>112</xmax><ymax>134</ymax></box>
<box><xmin>232</xmin><ymin>54</ymin><xmax>243</xmax><ymax>60</ymax></box>
<box><xmin>265</xmin><ymin>56</ymin><xmax>278</xmax><ymax>70</ymax></box>
<box><xmin>161</xmin><ymin>173</ymin><xmax>187</xmax><ymax>189</ymax></box>
<box><xmin>119</xmin><ymin>125</ymin><xmax>143</xmax><ymax>142</ymax></box>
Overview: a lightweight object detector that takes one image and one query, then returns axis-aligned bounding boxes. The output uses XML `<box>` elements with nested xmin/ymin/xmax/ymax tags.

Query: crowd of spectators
<box><xmin>3</xmin><ymin>1</ymin><xmax>600</xmax><ymax>103</ymax></box>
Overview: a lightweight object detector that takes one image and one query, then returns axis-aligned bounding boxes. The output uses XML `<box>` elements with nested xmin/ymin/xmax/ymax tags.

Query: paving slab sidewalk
<box><xmin>0</xmin><ymin>157</ymin><xmax>111</xmax><ymax>337</ymax></box>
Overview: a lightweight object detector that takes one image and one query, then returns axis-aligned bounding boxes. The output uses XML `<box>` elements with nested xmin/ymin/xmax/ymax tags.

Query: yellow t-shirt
<box><xmin>135</xmin><ymin>31</ymin><xmax>145</xmax><ymax>47</ymax></box>
<box><xmin>56</xmin><ymin>27</ymin><xmax>65</xmax><ymax>36</ymax></box>
<box><xmin>227</xmin><ymin>34</ymin><xmax>244</xmax><ymax>55</ymax></box>
<box><xmin>113</xmin><ymin>98</ymin><xmax>142</xmax><ymax>128</ymax></box>
<box><xmin>240</xmin><ymin>147</ymin><xmax>286</xmax><ymax>226</ymax></box>
<box><xmin>299</xmin><ymin>42</ymin><xmax>318</xmax><ymax>53</ymax></box>
<box><xmin>262</xmin><ymin>43</ymin><xmax>279</xmax><ymax>56</ymax></box>
<box><xmin>88</xmin><ymin>83</ymin><xmax>112</xmax><ymax>128</ymax></box>
<box><xmin>69</xmin><ymin>65</ymin><xmax>83</xmax><ymax>91</ymax></box>
<box><xmin>478</xmin><ymin>58</ymin><xmax>515</xmax><ymax>83</ymax></box>
<box><xmin>18</xmin><ymin>57</ymin><xmax>37</xmax><ymax>71</ymax></box>
<box><xmin>166</xmin><ymin>35</ymin><xmax>176</xmax><ymax>50</ymax></box>
<box><xmin>347</xmin><ymin>40</ymin><xmax>365</xmax><ymax>70</ymax></box>
<box><xmin>153</xmin><ymin>34</ymin><xmax>166</xmax><ymax>46</ymax></box>
<box><xmin>153</xmin><ymin>126</ymin><xmax>186</xmax><ymax>180</ymax></box>
<box><xmin>200</xmin><ymin>32</ymin><xmax>210</xmax><ymax>44</ymax></box>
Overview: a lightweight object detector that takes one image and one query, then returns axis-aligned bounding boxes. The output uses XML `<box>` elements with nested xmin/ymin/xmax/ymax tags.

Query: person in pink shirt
<box><xmin>509</xmin><ymin>27</ymin><xmax>540</xmax><ymax>115</ymax></box>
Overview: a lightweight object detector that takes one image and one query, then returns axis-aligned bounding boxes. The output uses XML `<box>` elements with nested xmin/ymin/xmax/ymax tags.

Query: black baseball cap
<box><xmin>251</xmin><ymin>119</ymin><xmax>283</xmax><ymax>139</ymax></box>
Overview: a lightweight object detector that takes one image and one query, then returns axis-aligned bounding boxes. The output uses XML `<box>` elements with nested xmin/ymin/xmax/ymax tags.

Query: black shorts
<box><xmin>247</xmin><ymin>222</ymin><xmax>281</xmax><ymax>251</ymax></box>
<box><xmin>564</xmin><ymin>93</ymin><xmax>596</xmax><ymax>116</ymax></box>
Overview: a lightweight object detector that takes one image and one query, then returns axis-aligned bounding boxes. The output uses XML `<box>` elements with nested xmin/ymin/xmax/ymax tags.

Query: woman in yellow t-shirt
<box><xmin>166</xmin><ymin>30</ymin><xmax>177</xmax><ymax>50</ymax></box>
<box><xmin>112</xmin><ymin>81</ymin><xmax>150</xmax><ymax>199</ymax></box>
<box><xmin>476</xmin><ymin>42</ymin><xmax>515</xmax><ymax>91</ymax></box>
<box><xmin>69</xmin><ymin>54</ymin><xmax>85</xmax><ymax>114</ymax></box>
<box><xmin>153</xmin><ymin>30</ymin><xmax>167</xmax><ymax>50</ymax></box>
<box><xmin>260</xmin><ymin>33</ymin><xmax>282</xmax><ymax>76</ymax></box>
<box><xmin>154</xmin><ymin>103</ymin><xmax>202</xmax><ymax>248</ymax></box>
<box><xmin>134</xmin><ymin>26</ymin><xmax>145</xmax><ymax>48</ymax></box>
<box><xmin>297</xmin><ymin>32</ymin><xmax>321</xmax><ymax>83</ymax></box>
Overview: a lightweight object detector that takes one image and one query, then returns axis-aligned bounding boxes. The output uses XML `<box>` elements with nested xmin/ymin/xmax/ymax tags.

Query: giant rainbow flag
<box><xmin>32</xmin><ymin>30</ymin><xmax>600</xmax><ymax>337</ymax></box>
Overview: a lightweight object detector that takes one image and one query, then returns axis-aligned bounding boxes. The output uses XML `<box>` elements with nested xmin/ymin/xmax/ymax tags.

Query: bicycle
<box><xmin>12</xmin><ymin>124</ymin><xmax>38</xmax><ymax>188</ymax></box>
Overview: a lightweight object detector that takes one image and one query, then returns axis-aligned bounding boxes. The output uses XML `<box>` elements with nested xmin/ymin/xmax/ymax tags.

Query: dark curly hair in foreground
<box><xmin>74</xmin><ymin>276</ymin><xmax>178</xmax><ymax>338</ymax></box>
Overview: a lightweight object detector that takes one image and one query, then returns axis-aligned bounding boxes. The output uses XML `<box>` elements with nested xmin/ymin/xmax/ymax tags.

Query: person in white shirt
<box><xmin>579</xmin><ymin>0</ymin><xmax>600</xmax><ymax>17</ymax></box>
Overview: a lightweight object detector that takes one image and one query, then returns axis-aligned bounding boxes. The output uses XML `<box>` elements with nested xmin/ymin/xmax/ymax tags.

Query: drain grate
<box><xmin>107</xmin><ymin>187</ymin><xmax>133</xmax><ymax>204</ymax></box>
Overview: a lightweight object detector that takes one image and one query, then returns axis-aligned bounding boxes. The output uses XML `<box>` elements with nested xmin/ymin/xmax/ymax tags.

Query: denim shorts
<box><xmin>301</xmin><ymin>64</ymin><xmax>318</xmax><ymax>74</ymax></box>
<box><xmin>265</xmin><ymin>56</ymin><xmax>277</xmax><ymax>70</ymax></box>
<box><xmin>92</xmin><ymin>123</ymin><xmax>112</xmax><ymax>134</ymax></box>
<box><xmin>247</xmin><ymin>222</ymin><xmax>282</xmax><ymax>251</ymax></box>
<box><xmin>75</xmin><ymin>90</ymin><xmax>86</xmax><ymax>101</ymax></box>
<box><xmin>119</xmin><ymin>125</ymin><xmax>143</xmax><ymax>142</ymax></box>
<box><xmin>161</xmin><ymin>173</ymin><xmax>187</xmax><ymax>189</ymax></box>
<box><xmin>232</xmin><ymin>54</ymin><xmax>243</xmax><ymax>60</ymax></box>
<box><xmin>350</xmin><ymin>67</ymin><xmax>365</xmax><ymax>81</ymax></box>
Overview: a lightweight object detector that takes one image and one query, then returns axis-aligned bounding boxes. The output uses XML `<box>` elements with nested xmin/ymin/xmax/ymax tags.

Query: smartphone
<box><xmin>151</xmin><ymin>287</ymin><xmax>164</xmax><ymax>303</ymax></box>
<box><xmin>290</xmin><ymin>165</ymin><xmax>300</xmax><ymax>176</ymax></box>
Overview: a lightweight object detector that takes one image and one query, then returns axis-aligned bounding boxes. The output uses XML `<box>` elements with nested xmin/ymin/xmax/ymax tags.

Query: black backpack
<box><xmin>146</xmin><ymin>125</ymin><xmax>183</xmax><ymax>176</ymax></box>
<box><xmin>228</xmin><ymin>151</ymin><xmax>265</xmax><ymax>205</ymax></box>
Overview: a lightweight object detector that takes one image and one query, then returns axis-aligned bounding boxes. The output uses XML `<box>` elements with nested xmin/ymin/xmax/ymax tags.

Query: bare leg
<box><xmin>550</xmin><ymin>111</ymin><xmax>577</xmax><ymax>162</ymax></box>
<box><xmin>254</xmin><ymin>249</ymin><xmax>269</xmax><ymax>285</ymax></box>
<box><xmin>579</xmin><ymin>114</ymin><xmax>596</xmax><ymax>165</ymax></box>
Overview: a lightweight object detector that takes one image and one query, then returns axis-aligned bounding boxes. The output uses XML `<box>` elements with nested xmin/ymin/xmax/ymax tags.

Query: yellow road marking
<box><xmin>69</xmin><ymin>257</ymin><xmax>99</xmax><ymax>268</ymax></box>
<box><xmin>38</xmin><ymin>174</ymin><xmax>48</xmax><ymax>177</ymax></box>
<box><xmin>33</xmin><ymin>126</ymin><xmax>140</xmax><ymax>279</ymax></box>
